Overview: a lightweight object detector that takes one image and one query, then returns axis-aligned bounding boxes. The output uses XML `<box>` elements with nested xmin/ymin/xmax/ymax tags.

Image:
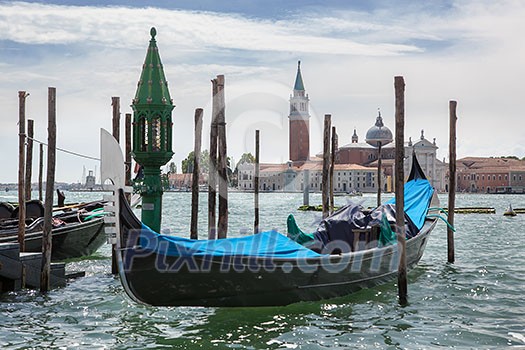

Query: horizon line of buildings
<box><xmin>36</xmin><ymin>61</ymin><xmax>520</xmax><ymax>195</ymax></box>
<box><xmin>168</xmin><ymin>61</ymin><xmax>525</xmax><ymax>194</ymax></box>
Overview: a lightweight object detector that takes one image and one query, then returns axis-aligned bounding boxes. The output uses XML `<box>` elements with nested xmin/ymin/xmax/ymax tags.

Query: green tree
<box><xmin>168</xmin><ymin>162</ymin><xmax>177</xmax><ymax>174</ymax></box>
<box><xmin>201</xmin><ymin>149</ymin><xmax>210</xmax><ymax>174</ymax></box>
<box><xmin>181</xmin><ymin>151</ymin><xmax>195</xmax><ymax>174</ymax></box>
<box><xmin>181</xmin><ymin>150</ymin><xmax>210</xmax><ymax>174</ymax></box>
<box><xmin>238</xmin><ymin>152</ymin><xmax>255</xmax><ymax>165</ymax></box>
<box><xmin>227</xmin><ymin>156</ymin><xmax>235</xmax><ymax>187</ymax></box>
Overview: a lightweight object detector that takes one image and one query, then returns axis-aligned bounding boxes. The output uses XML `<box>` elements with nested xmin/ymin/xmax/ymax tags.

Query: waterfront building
<box><xmin>237</xmin><ymin>160</ymin><xmax>377</xmax><ymax>193</ymax></box>
<box><xmin>167</xmin><ymin>173</ymin><xmax>208</xmax><ymax>190</ymax></box>
<box><xmin>456</xmin><ymin>157</ymin><xmax>525</xmax><ymax>193</ymax></box>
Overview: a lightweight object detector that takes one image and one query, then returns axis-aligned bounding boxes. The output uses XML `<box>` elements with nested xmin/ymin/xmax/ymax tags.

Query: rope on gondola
<box><xmin>26</xmin><ymin>136</ymin><xmax>101</xmax><ymax>161</ymax></box>
<box><xmin>428</xmin><ymin>207</ymin><xmax>448</xmax><ymax>214</ymax></box>
<box><xmin>426</xmin><ymin>214</ymin><xmax>456</xmax><ymax>232</ymax></box>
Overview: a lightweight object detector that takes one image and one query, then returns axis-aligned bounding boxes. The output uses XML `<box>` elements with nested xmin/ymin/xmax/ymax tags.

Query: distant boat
<box><xmin>503</xmin><ymin>204</ymin><xmax>517</xmax><ymax>217</ymax></box>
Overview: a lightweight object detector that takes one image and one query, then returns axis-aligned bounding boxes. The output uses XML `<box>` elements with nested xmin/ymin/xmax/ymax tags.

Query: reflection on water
<box><xmin>1</xmin><ymin>191</ymin><xmax>525</xmax><ymax>348</ymax></box>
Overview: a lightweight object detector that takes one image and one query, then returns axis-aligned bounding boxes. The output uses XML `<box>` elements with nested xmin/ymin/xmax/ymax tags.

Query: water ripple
<box><xmin>2</xmin><ymin>192</ymin><xmax>525</xmax><ymax>348</ymax></box>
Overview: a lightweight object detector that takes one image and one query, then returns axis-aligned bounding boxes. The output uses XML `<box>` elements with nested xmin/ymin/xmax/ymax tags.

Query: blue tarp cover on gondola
<box><xmin>138</xmin><ymin>225</ymin><xmax>322</xmax><ymax>258</ymax></box>
<box><xmin>386</xmin><ymin>178</ymin><xmax>434</xmax><ymax>230</ymax></box>
<box><xmin>133</xmin><ymin>160</ymin><xmax>432</xmax><ymax>258</ymax></box>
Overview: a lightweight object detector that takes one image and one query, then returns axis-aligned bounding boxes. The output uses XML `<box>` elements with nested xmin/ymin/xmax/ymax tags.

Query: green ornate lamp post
<box><xmin>131</xmin><ymin>27</ymin><xmax>174</xmax><ymax>232</ymax></box>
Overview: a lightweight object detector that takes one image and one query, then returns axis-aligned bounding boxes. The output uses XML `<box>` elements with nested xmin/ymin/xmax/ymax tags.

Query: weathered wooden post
<box><xmin>40</xmin><ymin>87</ymin><xmax>56</xmax><ymax>293</ymax></box>
<box><xmin>216</xmin><ymin>75</ymin><xmax>228</xmax><ymax>239</ymax></box>
<box><xmin>303</xmin><ymin>169</ymin><xmax>310</xmax><ymax>206</ymax></box>
<box><xmin>448</xmin><ymin>100</ymin><xmax>457</xmax><ymax>264</ymax></box>
<box><xmin>111</xmin><ymin>97</ymin><xmax>120</xmax><ymax>275</ymax></box>
<box><xmin>322</xmin><ymin>114</ymin><xmax>331</xmax><ymax>218</ymax></box>
<box><xmin>38</xmin><ymin>143</ymin><xmax>43</xmax><ymax>202</ymax></box>
<box><xmin>25</xmin><ymin>119</ymin><xmax>34</xmax><ymax>200</ymax></box>
<box><xmin>254</xmin><ymin>129</ymin><xmax>260</xmax><ymax>234</ymax></box>
<box><xmin>208</xmin><ymin>79</ymin><xmax>219</xmax><ymax>239</ymax></box>
<box><xmin>111</xmin><ymin>98</ymin><xmax>120</xmax><ymax>144</ymax></box>
<box><xmin>330</xmin><ymin>126</ymin><xmax>337</xmax><ymax>214</ymax></box>
<box><xmin>377</xmin><ymin>143</ymin><xmax>383</xmax><ymax>206</ymax></box>
<box><xmin>394</xmin><ymin>76</ymin><xmax>407</xmax><ymax>305</ymax></box>
<box><xmin>190</xmin><ymin>108</ymin><xmax>203</xmax><ymax>239</ymax></box>
<box><xmin>18</xmin><ymin>91</ymin><xmax>28</xmax><ymax>252</ymax></box>
<box><xmin>112</xmin><ymin>97</ymin><xmax>120</xmax><ymax>143</ymax></box>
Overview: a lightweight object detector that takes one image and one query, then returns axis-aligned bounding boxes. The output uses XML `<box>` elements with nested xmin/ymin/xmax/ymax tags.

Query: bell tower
<box><xmin>288</xmin><ymin>61</ymin><xmax>310</xmax><ymax>163</ymax></box>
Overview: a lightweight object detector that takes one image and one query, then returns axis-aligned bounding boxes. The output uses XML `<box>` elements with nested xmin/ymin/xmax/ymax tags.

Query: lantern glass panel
<box><xmin>163</xmin><ymin>120</ymin><xmax>169</xmax><ymax>150</ymax></box>
<box><xmin>152</xmin><ymin>116</ymin><xmax>161</xmax><ymax>151</ymax></box>
<box><xmin>139</xmin><ymin>117</ymin><xmax>148</xmax><ymax>152</ymax></box>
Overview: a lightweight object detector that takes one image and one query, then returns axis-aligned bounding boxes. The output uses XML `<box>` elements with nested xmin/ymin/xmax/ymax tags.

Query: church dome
<box><xmin>365</xmin><ymin>111</ymin><xmax>392</xmax><ymax>147</ymax></box>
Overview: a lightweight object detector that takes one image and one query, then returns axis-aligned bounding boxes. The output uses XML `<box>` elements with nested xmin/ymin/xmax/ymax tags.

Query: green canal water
<box><xmin>1</xmin><ymin>191</ymin><xmax>524</xmax><ymax>349</ymax></box>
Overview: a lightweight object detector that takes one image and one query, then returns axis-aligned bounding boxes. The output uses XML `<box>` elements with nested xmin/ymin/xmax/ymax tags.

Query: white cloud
<box><xmin>0</xmin><ymin>2</ymin><xmax>420</xmax><ymax>55</ymax></box>
<box><xmin>1</xmin><ymin>0</ymin><xmax>525</xmax><ymax>182</ymax></box>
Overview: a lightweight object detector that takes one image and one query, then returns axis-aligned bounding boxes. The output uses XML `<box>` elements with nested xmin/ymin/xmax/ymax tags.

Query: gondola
<box><xmin>101</xmin><ymin>130</ymin><xmax>439</xmax><ymax>307</ymax></box>
<box><xmin>0</xmin><ymin>202</ymin><xmax>107</xmax><ymax>261</ymax></box>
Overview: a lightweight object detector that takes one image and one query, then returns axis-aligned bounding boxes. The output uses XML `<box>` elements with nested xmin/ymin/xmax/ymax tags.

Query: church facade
<box><xmin>336</xmin><ymin>129</ymin><xmax>447</xmax><ymax>192</ymax></box>
<box><xmin>237</xmin><ymin>62</ymin><xmax>447</xmax><ymax>193</ymax></box>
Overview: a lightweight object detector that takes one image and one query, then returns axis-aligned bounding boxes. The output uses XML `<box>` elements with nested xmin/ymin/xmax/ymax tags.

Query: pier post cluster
<box><xmin>16</xmin><ymin>89</ymin><xmax>58</xmax><ymax>293</ymax></box>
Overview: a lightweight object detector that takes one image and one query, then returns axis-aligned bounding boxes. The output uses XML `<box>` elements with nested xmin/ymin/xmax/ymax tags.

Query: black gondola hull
<box><xmin>118</xmin><ymin>195</ymin><xmax>436</xmax><ymax>307</ymax></box>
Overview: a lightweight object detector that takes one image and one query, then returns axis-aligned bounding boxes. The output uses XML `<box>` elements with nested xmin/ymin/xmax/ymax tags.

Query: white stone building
<box><xmin>237</xmin><ymin>161</ymin><xmax>379</xmax><ymax>193</ymax></box>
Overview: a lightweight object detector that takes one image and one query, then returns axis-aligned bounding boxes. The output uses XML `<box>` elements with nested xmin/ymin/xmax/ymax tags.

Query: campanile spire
<box><xmin>288</xmin><ymin>60</ymin><xmax>310</xmax><ymax>163</ymax></box>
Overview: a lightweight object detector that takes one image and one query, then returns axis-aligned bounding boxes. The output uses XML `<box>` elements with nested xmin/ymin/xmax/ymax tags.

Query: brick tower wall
<box><xmin>289</xmin><ymin>119</ymin><xmax>309</xmax><ymax>162</ymax></box>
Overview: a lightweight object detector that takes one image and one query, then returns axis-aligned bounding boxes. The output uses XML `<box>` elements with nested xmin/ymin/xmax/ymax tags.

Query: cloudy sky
<box><xmin>1</xmin><ymin>0</ymin><xmax>524</xmax><ymax>183</ymax></box>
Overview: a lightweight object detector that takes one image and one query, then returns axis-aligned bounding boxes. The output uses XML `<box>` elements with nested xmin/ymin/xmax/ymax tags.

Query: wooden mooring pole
<box><xmin>329</xmin><ymin>126</ymin><xmax>337</xmax><ymax>214</ymax></box>
<box><xmin>190</xmin><ymin>108</ymin><xmax>203</xmax><ymax>239</ymax></box>
<box><xmin>254</xmin><ymin>130</ymin><xmax>260</xmax><ymax>234</ymax></box>
<box><xmin>208</xmin><ymin>79</ymin><xmax>219</xmax><ymax>239</ymax></box>
<box><xmin>38</xmin><ymin>143</ymin><xmax>44</xmax><ymax>202</ymax></box>
<box><xmin>448</xmin><ymin>101</ymin><xmax>457</xmax><ymax>264</ymax></box>
<box><xmin>25</xmin><ymin>119</ymin><xmax>34</xmax><ymax>200</ymax></box>
<box><xmin>394</xmin><ymin>76</ymin><xmax>407</xmax><ymax>305</ymax></box>
<box><xmin>377</xmin><ymin>142</ymin><xmax>383</xmax><ymax>208</ymax></box>
<box><xmin>303</xmin><ymin>170</ymin><xmax>310</xmax><ymax>206</ymax></box>
<box><xmin>18</xmin><ymin>91</ymin><xmax>28</xmax><ymax>252</ymax></box>
<box><xmin>111</xmin><ymin>97</ymin><xmax>120</xmax><ymax>143</ymax></box>
<box><xmin>216</xmin><ymin>75</ymin><xmax>228</xmax><ymax>239</ymax></box>
<box><xmin>111</xmin><ymin>97</ymin><xmax>120</xmax><ymax>274</ymax></box>
<box><xmin>40</xmin><ymin>87</ymin><xmax>56</xmax><ymax>293</ymax></box>
<box><xmin>322</xmin><ymin>114</ymin><xmax>331</xmax><ymax>219</ymax></box>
